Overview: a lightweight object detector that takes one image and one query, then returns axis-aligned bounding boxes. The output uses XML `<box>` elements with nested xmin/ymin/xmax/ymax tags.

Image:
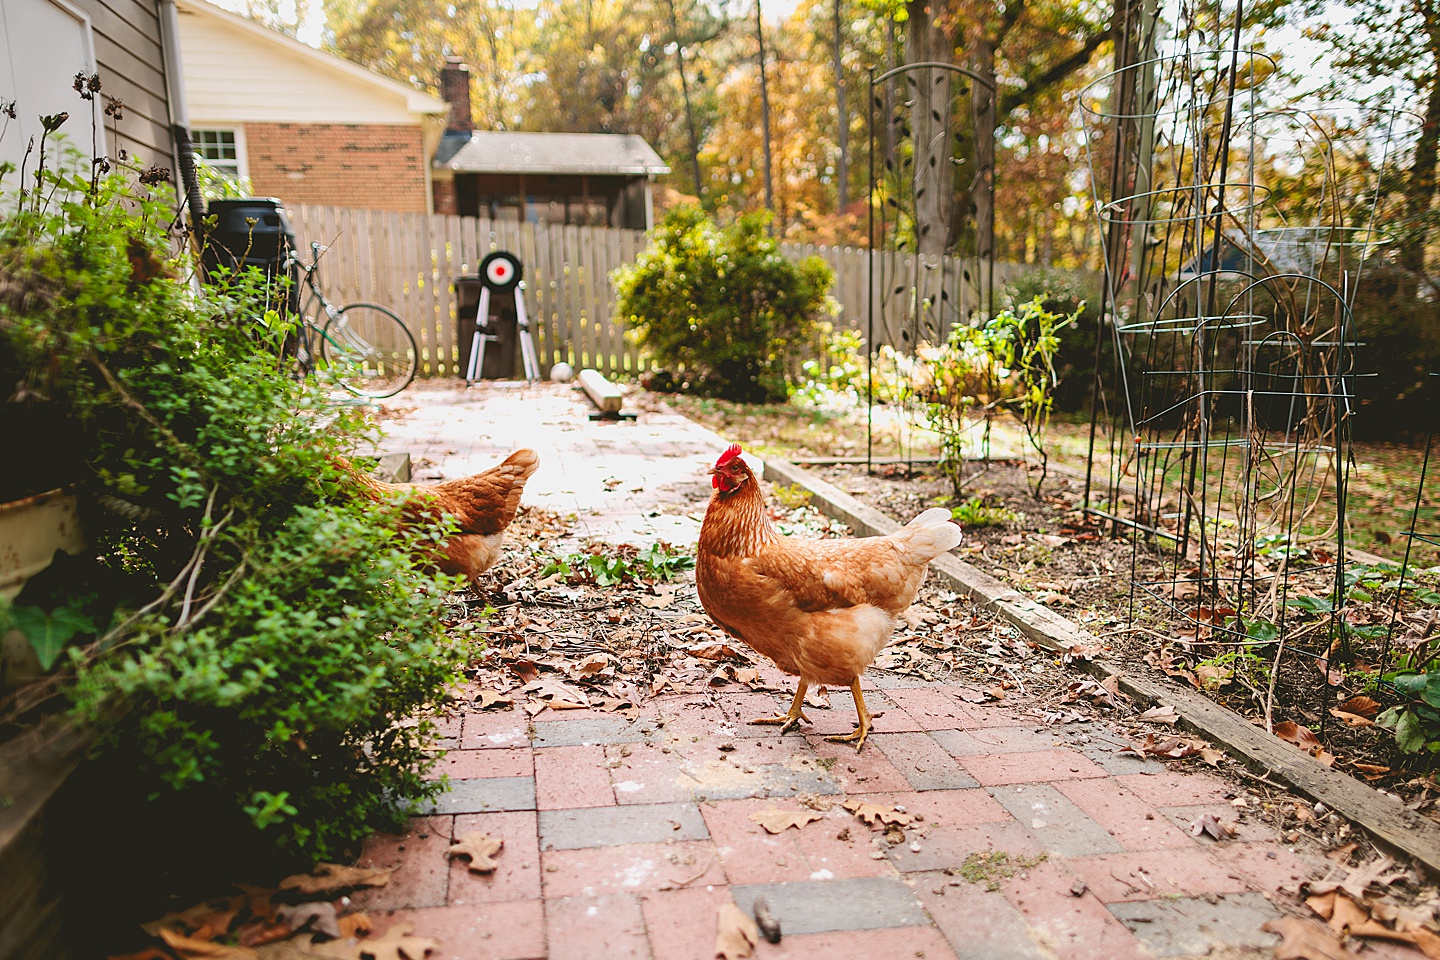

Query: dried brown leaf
<box><xmin>1262</xmin><ymin>917</ymin><xmax>1364</xmax><ymax>960</ymax></box>
<box><xmin>842</xmin><ymin>799</ymin><xmax>914</xmax><ymax>827</ymax></box>
<box><xmin>1274</xmin><ymin>721</ymin><xmax>1323</xmax><ymax>749</ymax></box>
<box><xmin>715</xmin><ymin>903</ymin><xmax>760</xmax><ymax>960</ymax></box>
<box><xmin>1137</xmin><ymin>704</ymin><xmax>1180</xmax><ymax>725</ymax></box>
<box><xmin>448</xmin><ymin>832</ymin><xmax>504</xmax><ymax>873</ymax></box>
<box><xmin>474</xmin><ymin>690</ymin><xmax>513</xmax><ymax>710</ymax></box>
<box><xmin>278</xmin><ymin>864</ymin><xmax>393</xmax><ymax>898</ymax></box>
<box><xmin>1188</xmin><ymin>813</ymin><xmax>1236</xmax><ymax>841</ymax></box>
<box><xmin>748</xmin><ymin>808</ymin><xmax>823</xmax><ymax>834</ymax></box>
<box><xmin>157</xmin><ymin>929</ymin><xmax>257</xmax><ymax>959</ymax></box>
<box><xmin>1338</xmin><ymin>695</ymin><xmax>1381</xmax><ymax>718</ymax></box>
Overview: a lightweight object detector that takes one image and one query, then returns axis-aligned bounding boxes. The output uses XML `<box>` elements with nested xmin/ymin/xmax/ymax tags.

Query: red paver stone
<box><xmin>885</xmin><ymin>687</ymin><xmax>990</xmax><ymax>730</ymax></box>
<box><xmin>352</xmin><ymin>815</ymin><xmax>454</xmax><ymax>911</ymax></box>
<box><xmin>1115</xmin><ymin>770</ymin><xmax>1231</xmax><ymax>807</ymax></box>
<box><xmin>701</xmin><ymin>799</ymin><xmax>889</xmax><ymax>884</ymax></box>
<box><xmin>429</xmin><ymin>748</ymin><xmax>534</xmax><ymax>781</ymax></box>
<box><xmin>640</xmin><ymin>885</ymin><xmax>733</xmax><ymax>960</ymax></box>
<box><xmin>541</xmin><ymin>840</ymin><xmax>724</xmax><ymax>898</ymax></box>
<box><xmin>960</xmin><ymin>749</ymin><xmax>1108</xmax><ymax>786</ymax></box>
<box><xmin>807</xmin><ymin>736</ymin><xmax>912</xmax><ymax>793</ymax></box>
<box><xmin>752</xmin><ymin>926</ymin><xmax>961</xmax><ymax>960</ymax></box>
<box><xmin>800</xmin><ymin>691</ymin><xmax>925</xmax><ymax>736</ymax></box>
<box><xmin>1055</xmin><ymin>778</ymin><xmax>1195</xmax><ymax>851</ymax></box>
<box><xmin>385</xmin><ymin>900</ymin><xmax>545</xmax><ymax>960</ymax></box>
<box><xmin>1210</xmin><ymin>840</ymin><xmax>1325</xmax><ymax>893</ymax></box>
<box><xmin>448</xmin><ymin>811</ymin><xmax>542</xmax><ymax>904</ymax></box>
<box><xmin>886</xmin><ymin>817</ymin><xmax>1045</xmax><ymax>873</ymax></box>
<box><xmin>717</xmin><ymin>690</ymin><xmax>801</xmax><ymax>736</ymax></box>
<box><xmin>546</xmin><ymin>893</ymin><xmax>650</xmax><ymax>960</ymax></box>
<box><xmin>534</xmin><ymin>744</ymin><xmax>616</xmax><ymax>809</ymax></box>
<box><xmin>461</xmin><ymin>709</ymin><xmax>530</xmax><ymax>750</ymax></box>
<box><xmin>1064</xmin><ymin>848</ymin><xmax>1253</xmax><ymax>903</ymax></box>
<box><xmin>916</xmin><ymin>870</ymin><xmax>1048</xmax><ymax>960</ymax></box>
<box><xmin>852</xmin><ymin>788</ymin><xmax>1011</xmax><ymax>826</ymax></box>
<box><xmin>607</xmin><ymin>744</ymin><xmax>701</xmax><ymax>805</ymax></box>
<box><xmin>1002</xmin><ymin>861</ymin><xmax>1156</xmax><ymax>960</ymax></box>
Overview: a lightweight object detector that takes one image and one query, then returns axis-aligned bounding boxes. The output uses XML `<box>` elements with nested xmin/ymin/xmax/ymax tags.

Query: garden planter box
<box><xmin>1</xmin><ymin>488</ymin><xmax>85</xmax><ymax>689</ymax></box>
<box><xmin>0</xmin><ymin>716</ymin><xmax>94</xmax><ymax>960</ymax></box>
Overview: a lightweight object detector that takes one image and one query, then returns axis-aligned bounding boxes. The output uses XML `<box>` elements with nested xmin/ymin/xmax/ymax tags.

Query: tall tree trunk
<box><xmin>1402</xmin><ymin>67</ymin><xmax>1440</xmax><ymax>275</ymax></box>
<box><xmin>833</xmin><ymin>0</ymin><xmax>848</xmax><ymax>213</ymax></box>
<box><xmin>755</xmin><ymin>0</ymin><xmax>776</xmax><ymax>225</ymax></box>
<box><xmin>970</xmin><ymin>36</ymin><xmax>996</xmax><ymax>295</ymax></box>
<box><xmin>665</xmin><ymin>0</ymin><xmax>705</xmax><ymax>199</ymax></box>
<box><xmin>907</xmin><ymin>0</ymin><xmax>946</xmax><ymax>256</ymax></box>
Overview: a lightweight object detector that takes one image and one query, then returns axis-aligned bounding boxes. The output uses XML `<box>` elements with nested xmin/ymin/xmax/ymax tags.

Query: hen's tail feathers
<box><xmin>499</xmin><ymin>448</ymin><xmax>541</xmax><ymax>480</ymax></box>
<box><xmin>894</xmin><ymin>507</ymin><xmax>963</xmax><ymax>560</ymax></box>
<box><xmin>434</xmin><ymin>448</ymin><xmax>540</xmax><ymax>534</ymax></box>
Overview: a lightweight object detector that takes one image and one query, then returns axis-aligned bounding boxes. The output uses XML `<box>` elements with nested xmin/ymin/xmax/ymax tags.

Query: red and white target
<box><xmin>480</xmin><ymin>250</ymin><xmax>522</xmax><ymax>292</ymax></box>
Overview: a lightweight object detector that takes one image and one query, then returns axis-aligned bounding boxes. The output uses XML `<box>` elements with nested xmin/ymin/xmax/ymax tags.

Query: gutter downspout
<box><xmin>157</xmin><ymin>0</ymin><xmax>205</xmax><ymax>241</ymax></box>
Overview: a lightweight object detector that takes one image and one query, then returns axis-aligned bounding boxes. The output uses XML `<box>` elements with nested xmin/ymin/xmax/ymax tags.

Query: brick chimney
<box><xmin>439</xmin><ymin>57</ymin><xmax>473</xmax><ymax>135</ymax></box>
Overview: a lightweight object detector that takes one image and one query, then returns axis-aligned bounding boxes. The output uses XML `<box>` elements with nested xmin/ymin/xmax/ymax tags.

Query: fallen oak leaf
<box><xmin>715</xmin><ymin>902</ymin><xmax>760</xmax><ymax>960</ymax></box>
<box><xmin>1189</xmin><ymin>813</ymin><xmax>1236</xmax><ymax>841</ymax></box>
<box><xmin>1274</xmin><ymin>721</ymin><xmax>1323</xmax><ymax>750</ymax></box>
<box><xmin>1262</xmin><ymin>916</ymin><xmax>1365</xmax><ymax>960</ymax></box>
<box><xmin>842</xmin><ymin>799</ymin><xmax>914</xmax><ymax>827</ymax></box>
<box><xmin>474</xmin><ymin>690</ymin><xmax>513</xmax><ymax>710</ymax></box>
<box><xmin>1136</xmin><ymin>704</ymin><xmax>1180</xmax><ymax>725</ymax></box>
<box><xmin>748</xmin><ymin>808</ymin><xmax>823</xmax><ymax>834</ymax></box>
<box><xmin>447</xmin><ymin>832</ymin><xmax>504</xmax><ymax>873</ymax></box>
<box><xmin>278</xmin><ymin>864</ymin><xmax>393</xmax><ymax>899</ymax></box>
<box><xmin>141</xmin><ymin>896</ymin><xmax>244</xmax><ymax>940</ymax></box>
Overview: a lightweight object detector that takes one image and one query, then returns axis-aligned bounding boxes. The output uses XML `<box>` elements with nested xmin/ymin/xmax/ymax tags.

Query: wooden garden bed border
<box><xmin>763</xmin><ymin>455</ymin><xmax>1440</xmax><ymax>875</ymax></box>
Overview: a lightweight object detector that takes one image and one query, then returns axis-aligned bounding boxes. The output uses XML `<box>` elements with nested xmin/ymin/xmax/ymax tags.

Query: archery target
<box><xmin>480</xmin><ymin>251</ymin><xmax>523</xmax><ymax>292</ymax></box>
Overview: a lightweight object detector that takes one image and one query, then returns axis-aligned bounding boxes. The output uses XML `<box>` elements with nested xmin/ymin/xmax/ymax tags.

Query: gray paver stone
<box><xmin>692</xmin><ymin>763</ymin><xmax>843</xmax><ymax>802</ymax></box>
<box><xmin>531</xmin><ymin>716</ymin><xmax>655</xmax><ymax>748</ymax></box>
<box><xmin>870</xmin><ymin>732</ymin><xmax>980</xmax><ymax>790</ymax></box>
<box><xmin>539</xmin><ymin>801</ymin><xmax>709</xmax><ymax>850</ymax></box>
<box><xmin>1109</xmin><ymin>893</ymin><xmax>1282</xmax><ymax>958</ymax></box>
<box><xmin>989</xmin><ymin>783</ymin><xmax>1124</xmax><ymax>857</ymax></box>
<box><xmin>427</xmin><ymin>776</ymin><xmax>536</xmax><ymax>814</ymax></box>
<box><xmin>931</xmin><ymin>726</ymin><xmax>1064</xmax><ymax>757</ymax></box>
<box><xmin>729</xmin><ymin>878</ymin><xmax>928</xmax><ymax>934</ymax></box>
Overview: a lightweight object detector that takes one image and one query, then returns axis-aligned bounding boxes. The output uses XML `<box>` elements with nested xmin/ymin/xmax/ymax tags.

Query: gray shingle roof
<box><xmin>436</xmin><ymin>131</ymin><xmax>670</xmax><ymax>176</ymax></box>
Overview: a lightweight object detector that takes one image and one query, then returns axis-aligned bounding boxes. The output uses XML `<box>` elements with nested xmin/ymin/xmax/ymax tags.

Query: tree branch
<box><xmin>998</xmin><ymin>27</ymin><xmax>1114</xmax><ymax>119</ymax></box>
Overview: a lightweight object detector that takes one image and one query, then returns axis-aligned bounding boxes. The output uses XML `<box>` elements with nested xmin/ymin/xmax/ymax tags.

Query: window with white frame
<box><xmin>192</xmin><ymin>129</ymin><xmax>244</xmax><ymax>180</ymax></box>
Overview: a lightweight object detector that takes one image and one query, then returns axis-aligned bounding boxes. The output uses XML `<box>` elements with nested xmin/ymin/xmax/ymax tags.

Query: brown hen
<box><xmin>695</xmin><ymin>443</ymin><xmax>961</xmax><ymax>749</ymax></box>
<box><xmin>351</xmin><ymin>448</ymin><xmax>539</xmax><ymax>589</ymax></box>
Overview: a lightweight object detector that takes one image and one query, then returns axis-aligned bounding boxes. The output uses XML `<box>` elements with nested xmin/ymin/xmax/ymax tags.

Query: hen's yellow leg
<box><xmin>750</xmin><ymin>681</ymin><xmax>811</xmax><ymax>735</ymax></box>
<box><xmin>825</xmin><ymin>680</ymin><xmax>872</xmax><ymax>751</ymax></box>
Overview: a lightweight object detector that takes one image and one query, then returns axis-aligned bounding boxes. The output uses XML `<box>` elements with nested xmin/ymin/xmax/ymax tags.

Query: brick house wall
<box><xmin>244</xmin><ymin>122</ymin><xmax>429</xmax><ymax>213</ymax></box>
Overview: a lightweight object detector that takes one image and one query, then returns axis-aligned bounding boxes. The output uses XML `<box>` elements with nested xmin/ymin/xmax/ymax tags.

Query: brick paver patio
<box><xmin>358</xmin><ymin>382</ymin><xmax>1338</xmax><ymax>960</ymax></box>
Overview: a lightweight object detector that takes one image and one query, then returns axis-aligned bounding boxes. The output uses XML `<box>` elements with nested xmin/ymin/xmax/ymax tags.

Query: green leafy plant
<box><xmin>0</xmin><ymin>111</ymin><xmax>465</xmax><ymax>859</ymax></box>
<box><xmin>612</xmin><ymin>205</ymin><xmax>836</xmax><ymax>402</ymax></box>
<box><xmin>540</xmin><ymin>542</ymin><xmax>694</xmax><ymax>586</ymax></box>
<box><xmin>914</xmin><ymin>298</ymin><xmax>1075</xmax><ymax>498</ymax></box>
<box><xmin>950</xmin><ymin>497</ymin><xmax>1020</xmax><ymax>528</ymax></box>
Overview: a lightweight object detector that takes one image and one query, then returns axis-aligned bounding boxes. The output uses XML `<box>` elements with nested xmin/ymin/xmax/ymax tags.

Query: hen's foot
<box><xmin>825</xmin><ymin>679</ymin><xmax>872</xmax><ymax>752</ymax></box>
<box><xmin>749</xmin><ymin>681</ymin><xmax>811</xmax><ymax>735</ymax></box>
<box><xmin>749</xmin><ymin>710</ymin><xmax>811</xmax><ymax>735</ymax></box>
<box><xmin>824</xmin><ymin>722</ymin><xmax>870</xmax><ymax>752</ymax></box>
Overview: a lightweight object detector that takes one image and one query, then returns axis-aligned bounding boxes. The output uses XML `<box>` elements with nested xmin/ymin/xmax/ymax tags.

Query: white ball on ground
<box><xmin>549</xmin><ymin>362</ymin><xmax>575</xmax><ymax>383</ymax></box>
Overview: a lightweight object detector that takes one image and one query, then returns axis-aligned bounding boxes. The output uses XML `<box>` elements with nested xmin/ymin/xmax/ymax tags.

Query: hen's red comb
<box><xmin>716</xmin><ymin>443</ymin><xmax>743</xmax><ymax>467</ymax></box>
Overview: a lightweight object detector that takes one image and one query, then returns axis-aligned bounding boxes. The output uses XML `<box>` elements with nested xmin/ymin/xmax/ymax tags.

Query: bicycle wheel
<box><xmin>319</xmin><ymin>302</ymin><xmax>418</xmax><ymax>398</ymax></box>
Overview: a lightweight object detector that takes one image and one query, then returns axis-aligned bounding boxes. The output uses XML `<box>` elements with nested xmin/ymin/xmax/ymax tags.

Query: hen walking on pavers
<box><xmin>695</xmin><ymin>443</ymin><xmax>963</xmax><ymax>749</ymax></box>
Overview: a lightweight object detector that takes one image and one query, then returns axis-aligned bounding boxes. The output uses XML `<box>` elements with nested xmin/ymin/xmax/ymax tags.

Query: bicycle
<box><xmin>279</xmin><ymin>241</ymin><xmax>418</xmax><ymax>399</ymax></box>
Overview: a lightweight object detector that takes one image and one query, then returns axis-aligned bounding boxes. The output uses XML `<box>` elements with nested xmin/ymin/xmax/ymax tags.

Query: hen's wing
<box><xmin>428</xmin><ymin>448</ymin><xmax>540</xmax><ymax>535</ymax></box>
<box><xmin>747</xmin><ymin>508</ymin><xmax>961</xmax><ymax>615</ymax></box>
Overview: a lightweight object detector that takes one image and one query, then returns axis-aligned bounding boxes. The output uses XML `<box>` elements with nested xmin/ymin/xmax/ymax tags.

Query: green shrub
<box><xmin>613</xmin><ymin>206</ymin><xmax>835</xmax><ymax>402</ymax></box>
<box><xmin>0</xmin><ymin>129</ymin><xmax>465</xmax><ymax>859</ymax></box>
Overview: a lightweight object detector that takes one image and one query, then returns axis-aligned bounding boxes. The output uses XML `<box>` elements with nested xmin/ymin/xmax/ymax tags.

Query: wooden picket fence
<box><xmin>287</xmin><ymin>204</ymin><xmax>1037</xmax><ymax>380</ymax></box>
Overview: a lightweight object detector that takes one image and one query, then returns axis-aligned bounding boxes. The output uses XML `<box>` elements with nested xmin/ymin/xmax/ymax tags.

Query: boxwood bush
<box><xmin>613</xmin><ymin>206</ymin><xmax>835</xmax><ymax>402</ymax></box>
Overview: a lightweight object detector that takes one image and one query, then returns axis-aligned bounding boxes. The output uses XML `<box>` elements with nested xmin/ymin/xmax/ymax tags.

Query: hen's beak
<box><xmin>706</xmin><ymin>466</ymin><xmax>717</xmax><ymax>476</ymax></box>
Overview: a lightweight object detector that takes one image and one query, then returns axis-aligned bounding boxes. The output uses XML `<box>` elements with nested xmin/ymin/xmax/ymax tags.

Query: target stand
<box><xmin>466</xmin><ymin>251</ymin><xmax>540</xmax><ymax>383</ymax></box>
